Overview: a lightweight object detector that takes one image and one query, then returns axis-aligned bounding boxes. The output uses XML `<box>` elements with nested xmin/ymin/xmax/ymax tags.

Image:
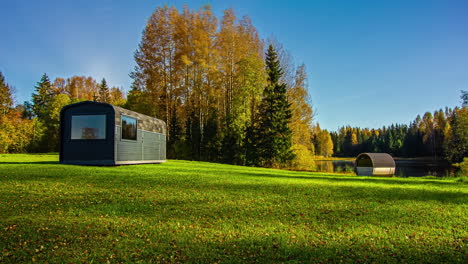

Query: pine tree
<box><xmin>98</xmin><ymin>78</ymin><xmax>110</xmax><ymax>103</ymax></box>
<box><xmin>31</xmin><ymin>73</ymin><xmax>70</xmax><ymax>152</ymax></box>
<box><xmin>249</xmin><ymin>45</ymin><xmax>294</xmax><ymax>167</ymax></box>
<box><xmin>32</xmin><ymin>73</ymin><xmax>54</xmax><ymax>120</ymax></box>
<box><xmin>461</xmin><ymin>90</ymin><xmax>468</xmax><ymax>107</ymax></box>
<box><xmin>0</xmin><ymin>72</ymin><xmax>14</xmax><ymax>116</ymax></box>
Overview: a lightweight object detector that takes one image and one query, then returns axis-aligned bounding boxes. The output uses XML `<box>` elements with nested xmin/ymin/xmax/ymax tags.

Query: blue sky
<box><xmin>1</xmin><ymin>0</ymin><xmax>467</xmax><ymax>131</ymax></box>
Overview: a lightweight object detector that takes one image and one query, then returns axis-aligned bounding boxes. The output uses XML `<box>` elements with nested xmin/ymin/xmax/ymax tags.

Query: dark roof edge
<box><xmin>60</xmin><ymin>100</ymin><xmax>114</xmax><ymax>113</ymax></box>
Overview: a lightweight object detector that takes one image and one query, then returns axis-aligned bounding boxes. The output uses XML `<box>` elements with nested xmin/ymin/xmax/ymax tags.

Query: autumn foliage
<box><xmin>128</xmin><ymin>6</ymin><xmax>314</xmax><ymax>168</ymax></box>
<box><xmin>1</xmin><ymin>5</ymin><xmax>464</xmax><ymax>168</ymax></box>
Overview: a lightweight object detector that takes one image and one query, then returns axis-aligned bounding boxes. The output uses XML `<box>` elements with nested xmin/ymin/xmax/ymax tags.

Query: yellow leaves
<box><xmin>48</xmin><ymin>94</ymin><xmax>71</xmax><ymax>122</ymax></box>
<box><xmin>314</xmin><ymin>129</ymin><xmax>334</xmax><ymax>157</ymax></box>
<box><xmin>0</xmin><ymin>112</ymin><xmax>36</xmax><ymax>153</ymax></box>
<box><xmin>63</xmin><ymin>76</ymin><xmax>98</xmax><ymax>100</ymax></box>
<box><xmin>4</xmin><ymin>224</ymin><xmax>17</xmax><ymax>231</ymax></box>
<box><xmin>290</xmin><ymin>144</ymin><xmax>315</xmax><ymax>171</ymax></box>
<box><xmin>181</xmin><ymin>55</ymin><xmax>192</xmax><ymax>66</ymax></box>
<box><xmin>34</xmin><ymin>245</ymin><xmax>44</xmax><ymax>253</ymax></box>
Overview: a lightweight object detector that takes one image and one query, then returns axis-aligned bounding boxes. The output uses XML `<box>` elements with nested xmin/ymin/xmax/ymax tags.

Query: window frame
<box><xmin>121</xmin><ymin>114</ymin><xmax>138</xmax><ymax>141</ymax></box>
<box><xmin>70</xmin><ymin>113</ymin><xmax>108</xmax><ymax>141</ymax></box>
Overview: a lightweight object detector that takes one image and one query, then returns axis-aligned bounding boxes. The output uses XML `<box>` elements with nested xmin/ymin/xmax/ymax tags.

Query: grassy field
<box><xmin>0</xmin><ymin>154</ymin><xmax>467</xmax><ymax>263</ymax></box>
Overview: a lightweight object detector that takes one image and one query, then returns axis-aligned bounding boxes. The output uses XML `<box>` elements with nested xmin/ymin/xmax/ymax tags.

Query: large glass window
<box><xmin>71</xmin><ymin>115</ymin><xmax>106</xmax><ymax>140</ymax></box>
<box><xmin>122</xmin><ymin>115</ymin><xmax>137</xmax><ymax>140</ymax></box>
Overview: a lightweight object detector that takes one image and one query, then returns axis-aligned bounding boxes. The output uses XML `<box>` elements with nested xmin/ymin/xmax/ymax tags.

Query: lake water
<box><xmin>314</xmin><ymin>159</ymin><xmax>458</xmax><ymax>177</ymax></box>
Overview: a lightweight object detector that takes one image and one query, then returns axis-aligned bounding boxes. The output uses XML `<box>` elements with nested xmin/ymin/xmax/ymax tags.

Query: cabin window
<box><xmin>71</xmin><ymin>115</ymin><xmax>107</xmax><ymax>140</ymax></box>
<box><xmin>122</xmin><ymin>115</ymin><xmax>137</xmax><ymax>140</ymax></box>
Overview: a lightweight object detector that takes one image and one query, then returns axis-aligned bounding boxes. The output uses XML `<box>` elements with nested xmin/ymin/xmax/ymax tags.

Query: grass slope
<box><xmin>0</xmin><ymin>154</ymin><xmax>467</xmax><ymax>263</ymax></box>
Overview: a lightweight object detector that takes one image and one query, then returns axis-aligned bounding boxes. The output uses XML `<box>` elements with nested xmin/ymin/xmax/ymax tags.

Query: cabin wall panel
<box><xmin>116</xmin><ymin>128</ymin><xmax>166</xmax><ymax>162</ymax></box>
<box><xmin>142</xmin><ymin>131</ymin><xmax>160</xmax><ymax>160</ymax></box>
<box><xmin>116</xmin><ymin>129</ymin><xmax>143</xmax><ymax>161</ymax></box>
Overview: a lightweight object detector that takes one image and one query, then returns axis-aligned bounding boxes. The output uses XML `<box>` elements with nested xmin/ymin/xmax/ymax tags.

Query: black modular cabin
<box><xmin>60</xmin><ymin>101</ymin><xmax>166</xmax><ymax>165</ymax></box>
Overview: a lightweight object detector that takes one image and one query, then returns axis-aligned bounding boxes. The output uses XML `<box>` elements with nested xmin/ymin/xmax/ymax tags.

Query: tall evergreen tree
<box><xmin>98</xmin><ymin>78</ymin><xmax>110</xmax><ymax>103</ymax></box>
<box><xmin>248</xmin><ymin>45</ymin><xmax>294</xmax><ymax>167</ymax></box>
<box><xmin>31</xmin><ymin>73</ymin><xmax>66</xmax><ymax>152</ymax></box>
<box><xmin>0</xmin><ymin>72</ymin><xmax>14</xmax><ymax>116</ymax></box>
<box><xmin>32</xmin><ymin>73</ymin><xmax>54</xmax><ymax>120</ymax></box>
<box><xmin>461</xmin><ymin>90</ymin><xmax>468</xmax><ymax>107</ymax></box>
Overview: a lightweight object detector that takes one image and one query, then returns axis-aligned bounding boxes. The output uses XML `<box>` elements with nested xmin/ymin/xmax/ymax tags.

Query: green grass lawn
<box><xmin>0</xmin><ymin>154</ymin><xmax>466</xmax><ymax>263</ymax></box>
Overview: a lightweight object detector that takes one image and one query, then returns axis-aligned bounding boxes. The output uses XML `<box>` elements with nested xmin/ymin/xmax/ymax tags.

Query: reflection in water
<box><xmin>314</xmin><ymin>160</ymin><xmax>458</xmax><ymax>177</ymax></box>
<box><xmin>315</xmin><ymin>160</ymin><xmax>354</xmax><ymax>173</ymax></box>
<box><xmin>315</xmin><ymin>160</ymin><xmax>335</xmax><ymax>173</ymax></box>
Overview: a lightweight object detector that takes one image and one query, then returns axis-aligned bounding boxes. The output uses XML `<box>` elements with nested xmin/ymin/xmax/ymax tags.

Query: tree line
<box><xmin>0</xmin><ymin>5</ymin><xmax>317</xmax><ymax>169</ymax></box>
<box><xmin>0</xmin><ymin>72</ymin><xmax>125</xmax><ymax>153</ymax></box>
<box><xmin>1</xmin><ymin>5</ymin><xmax>466</xmax><ymax>168</ymax></box>
<box><xmin>330</xmin><ymin>98</ymin><xmax>468</xmax><ymax>163</ymax></box>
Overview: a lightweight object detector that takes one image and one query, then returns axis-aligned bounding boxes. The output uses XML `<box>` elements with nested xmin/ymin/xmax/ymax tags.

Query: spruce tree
<box><xmin>0</xmin><ymin>72</ymin><xmax>13</xmax><ymax>116</ymax></box>
<box><xmin>99</xmin><ymin>78</ymin><xmax>110</xmax><ymax>103</ymax></box>
<box><xmin>32</xmin><ymin>73</ymin><xmax>54</xmax><ymax>120</ymax></box>
<box><xmin>31</xmin><ymin>73</ymin><xmax>59</xmax><ymax>152</ymax></box>
<box><xmin>249</xmin><ymin>45</ymin><xmax>294</xmax><ymax>167</ymax></box>
<box><xmin>462</xmin><ymin>90</ymin><xmax>468</xmax><ymax>107</ymax></box>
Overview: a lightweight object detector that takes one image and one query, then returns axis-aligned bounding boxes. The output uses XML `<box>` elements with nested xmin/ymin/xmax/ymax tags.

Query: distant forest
<box><xmin>330</xmin><ymin>104</ymin><xmax>467</xmax><ymax>163</ymax></box>
<box><xmin>0</xmin><ymin>5</ymin><xmax>467</xmax><ymax>168</ymax></box>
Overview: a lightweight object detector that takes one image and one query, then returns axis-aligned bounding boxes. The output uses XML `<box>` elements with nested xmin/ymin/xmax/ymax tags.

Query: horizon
<box><xmin>2</xmin><ymin>0</ymin><xmax>467</xmax><ymax>131</ymax></box>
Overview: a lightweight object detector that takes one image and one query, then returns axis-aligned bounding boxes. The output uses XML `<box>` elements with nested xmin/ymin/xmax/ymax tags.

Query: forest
<box><xmin>0</xmin><ymin>5</ymin><xmax>467</xmax><ymax>168</ymax></box>
<box><xmin>330</xmin><ymin>105</ymin><xmax>468</xmax><ymax>163</ymax></box>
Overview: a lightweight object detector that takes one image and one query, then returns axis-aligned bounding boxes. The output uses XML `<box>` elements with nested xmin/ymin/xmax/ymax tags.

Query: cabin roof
<box><xmin>356</xmin><ymin>153</ymin><xmax>395</xmax><ymax>168</ymax></box>
<box><xmin>112</xmin><ymin>105</ymin><xmax>166</xmax><ymax>134</ymax></box>
<box><xmin>61</xmin><ymin>101</ymin><xmax>166</xmax><ymax>134</ymax></box>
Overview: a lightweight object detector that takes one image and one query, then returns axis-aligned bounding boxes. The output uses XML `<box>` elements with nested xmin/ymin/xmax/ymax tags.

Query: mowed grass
<box><xmin>0</xmin><ymin>154</ymin><xmax>467</xmax><ymax>263</ymax></box>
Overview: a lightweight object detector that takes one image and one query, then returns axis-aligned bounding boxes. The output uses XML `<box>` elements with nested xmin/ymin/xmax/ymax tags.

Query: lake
<box><xmin>314</xmin><ymin>159</ymin><xmax>458</xmax><ymax>177</ymax></box>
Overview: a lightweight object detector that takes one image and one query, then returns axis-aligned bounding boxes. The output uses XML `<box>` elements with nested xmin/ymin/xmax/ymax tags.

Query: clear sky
<box><xmin>1</xmin><ymin>0</ymin><xmax>467</xmax><ymax>131</ymax></box>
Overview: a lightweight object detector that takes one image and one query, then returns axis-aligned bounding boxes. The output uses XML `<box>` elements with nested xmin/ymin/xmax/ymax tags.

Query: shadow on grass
<box><xmin>2</xmin><ymin>172</ymin><xmax>466</xmax><ymax>227</ymax></box>
<box><xmin>1</xmin><ymin>162</ymin><xmax>465</xmax><ymax>205</ymax></box>
<box><xmin>233</xmin><ymin>170</ymin><xmax>463</xmax><ymax>186</ymax></box>
<box><xmin>153</xmin><ymin>161</ymin><xmax>462</xmax><ymax>187</ymax></box>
